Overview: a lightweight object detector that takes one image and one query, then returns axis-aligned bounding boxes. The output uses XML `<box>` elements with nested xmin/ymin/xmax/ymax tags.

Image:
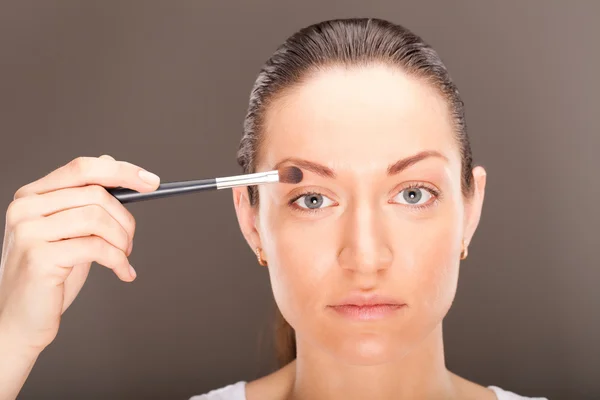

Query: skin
<box><xmin>0</xmin><ymin>65</ymin><xmax>489</xmax><ymax>400</ymax></box>
<box><xmin>233</xmin><ymin>64</ymin><xmax>490</xmax><ymax>400</ymax></box>
<box><xmin>0</xmin><ymin>155</ymin><xmax>159</xmax><ymax>399</ymax></box>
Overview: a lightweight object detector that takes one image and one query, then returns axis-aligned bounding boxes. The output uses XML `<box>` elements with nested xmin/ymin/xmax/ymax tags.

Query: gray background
<box><xmin>1</xmin><ymin>1</ymin><xmax>598</xmax><ymax>399</ymax></box>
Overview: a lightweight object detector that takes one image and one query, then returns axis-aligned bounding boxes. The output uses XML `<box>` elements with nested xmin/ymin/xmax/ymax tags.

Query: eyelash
<box><xmin>288</xmin><ymin>191</ymin><xmax>332</xmax><ymax>215</ymax></box>
<box><xmin>397</xmin><ymin>182</ymin><xmax>442</xmax><ymax>212</ymax></box>
<box><xmin>288</xmin><ymin>182</ymin><xmax>442</xmax><ymax>214</ymax></box>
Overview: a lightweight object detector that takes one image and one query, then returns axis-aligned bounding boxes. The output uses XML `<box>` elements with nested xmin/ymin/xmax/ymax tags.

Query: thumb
<box><xmin>62</xmin><ymin>263</ymin><xmax>92</xmax><ymax>314</ymax></box>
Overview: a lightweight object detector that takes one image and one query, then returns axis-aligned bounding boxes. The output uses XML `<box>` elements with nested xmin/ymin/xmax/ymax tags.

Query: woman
<box><xmin>0</xmin><ymin>18</ymin><xmax>547</xmax><ymax>400</ymax></box>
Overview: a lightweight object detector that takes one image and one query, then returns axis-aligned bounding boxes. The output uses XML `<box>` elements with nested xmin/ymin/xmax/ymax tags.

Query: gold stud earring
<box><xmin>460</xmin><ymin>239</ymin><xmax>468</xmax><ymax>260</ymax></box>
<box><xmin>255</xmin><ymin>247</ymin><xmax>268</xmax><ymax>267</ymax></box>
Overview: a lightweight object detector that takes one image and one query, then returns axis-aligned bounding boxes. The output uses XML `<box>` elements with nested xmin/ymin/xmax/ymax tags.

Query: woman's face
<box><xmin>234</xmin><ymin>64</ymin><xmax>485</xmax><ymax>365</ymax></box>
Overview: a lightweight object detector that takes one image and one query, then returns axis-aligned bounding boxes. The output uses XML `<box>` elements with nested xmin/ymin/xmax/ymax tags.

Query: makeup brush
<box><xmin>107</xmin><ymin>166</ymin><xmax>303</xmax><ymax>204</ymax></box>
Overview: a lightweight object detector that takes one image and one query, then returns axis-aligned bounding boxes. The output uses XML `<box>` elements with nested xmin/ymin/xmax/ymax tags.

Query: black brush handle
<box><xmin>107</xmin><ymin>178</ymin><xmax>217</xmax><ymax>204</ymax></box>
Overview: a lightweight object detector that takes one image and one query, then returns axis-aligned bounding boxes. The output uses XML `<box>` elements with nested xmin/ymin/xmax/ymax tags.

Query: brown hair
<box><xmin>236</xmin><ymin>18</ymin><xmax>475</xmax><ymax>367</ymax></box>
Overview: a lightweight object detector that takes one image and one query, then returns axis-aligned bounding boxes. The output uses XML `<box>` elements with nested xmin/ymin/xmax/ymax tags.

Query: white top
<box><xmin>189</xmin><ymin>381</ymin><xmax>548</xmax><ymax>400</ymax></box>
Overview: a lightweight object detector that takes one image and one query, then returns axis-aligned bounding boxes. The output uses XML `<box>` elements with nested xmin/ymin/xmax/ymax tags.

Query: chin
<box><xmin>332</xmin><ymin>334</ymin><xmax>408</xmax><ymax>366</ymax></box>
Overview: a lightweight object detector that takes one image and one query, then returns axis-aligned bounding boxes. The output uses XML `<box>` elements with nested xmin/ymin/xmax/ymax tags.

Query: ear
<box><xmin>232</xmin><ymin>186</ymin><xmax>262</xmax><ymax>252</ymax></box>
<box><xmin>463</xmin><ymin>165</ymin><xmax>487</xmax><ymax>247</ymax></box>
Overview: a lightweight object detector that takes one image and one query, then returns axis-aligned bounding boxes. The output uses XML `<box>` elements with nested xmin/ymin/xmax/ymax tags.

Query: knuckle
<box><xmin>68</xmin><ymin>156</ymin><xmax>90</xmax><ymax>176</ymax></box>
<box><xmin>12</xmin><ymin>220</ymin><xmax>32</xmax><ymax>243</ymax></box>
<box><xmin>116</xmin><ymin>228</ymin><xmax>129</xmax><ymax>252</ymax></box>
<box><xmin>117</xmin><ymin>250</ymin><xmax>129</xmax><ymax>267</ymax></box>
<box><xmin>83</xmin><ymin>204</ymin><xmax>105</xmax><ymax>223</ymax></box>
<box><xmin>88</xmin><ymin>235</ymin><xmax>106</xmax><ymax>253</ymax></box>
<box><xmin>89</xmin><ymin>184</ymin><xmax>110</xmax><ymax>204</ymax></box>
<box><xmin>107</xmin><ymin>244</ymin><xmax>128</xmax><ymax>268</ymax></box>
<box><xmin>86</xmin><ymin>237</ymin><xmax>111</xmax><ymax>263</ymax></box>
<box><xmin>5</xmin><ymin>199</ymin><xmax>22</xmax><ymax>229</ymax></box>
<box><xmin>13</xmin><ymin>184</ymin><xmax>30</xmax><ymax>200</ymax></box>
<box><xmin>126</xmin><ymin>212</ymin><xmax>136</xmax><ymax>236</ymax></box>
<box><xmin>88</xmin><ymin>231</ymin><xmax>125</xmax><ymax>265</ymax></box>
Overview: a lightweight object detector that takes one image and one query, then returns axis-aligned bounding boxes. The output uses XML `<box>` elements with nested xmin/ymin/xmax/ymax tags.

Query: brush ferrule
<box><xmin>215</xmin><ymin>170</ymin><xmax>279</xmax><ymax>189</ymax></box>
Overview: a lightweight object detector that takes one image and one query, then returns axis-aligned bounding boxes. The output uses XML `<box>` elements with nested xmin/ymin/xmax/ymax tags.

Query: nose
<box><xmin>337</xmin><ymin>200</ymin><xmax>393</xmax><ymax>274</ymax></box>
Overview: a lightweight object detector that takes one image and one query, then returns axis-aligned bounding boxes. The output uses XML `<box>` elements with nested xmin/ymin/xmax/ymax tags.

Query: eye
<box><xmin>292</xmin><ymin>192</ymin><xmax>336</xmax><ymax>210</ymax></box>
<box><xmin>391</xmin><ymin>186</ymin><xmax>435</xmax><ymax>206</ymax></box>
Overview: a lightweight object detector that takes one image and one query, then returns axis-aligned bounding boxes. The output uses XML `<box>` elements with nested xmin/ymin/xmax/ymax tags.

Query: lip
<box><xmin>327</xmin><ymin>293</ymin><xmax>407</xmax><ymax>321</ymax></box>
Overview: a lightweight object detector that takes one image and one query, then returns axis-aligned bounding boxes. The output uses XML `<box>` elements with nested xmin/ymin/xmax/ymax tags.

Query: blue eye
<box><xmin>293</xmin><ymin>193</ymin><xmax>335</xmax><ymax>210</ymax></box>
<box><xmin>392</xmin><ymin>187</ymin><xmax>434</xmax><ymax>206</ymax></box>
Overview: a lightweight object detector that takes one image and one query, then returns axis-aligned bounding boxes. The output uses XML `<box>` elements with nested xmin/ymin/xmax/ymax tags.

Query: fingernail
<box><xmin>129</xmin><ymin>264</ymin><xmax>137</xmax><ymax>279</ymax></box>
<box><xmin>138</xmin><ymin>169</ymin><xmax>160</xmax><ymax>186</ymax></box>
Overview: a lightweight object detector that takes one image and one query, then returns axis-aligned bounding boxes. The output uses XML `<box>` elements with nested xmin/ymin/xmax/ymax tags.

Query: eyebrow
<box><xmin>387</xmin><ymin>150</ymin><xmax>448</xmax><ymax>175</ymax></box>
<box><xmin>273</xmin><ymin>157</ymin><xmax>336</xmax><ymax>178</ymax></box>
<box><xmin>272</xmin><ymin>150</ymin><xmax>448</xmax><ymax>179</ymax></box>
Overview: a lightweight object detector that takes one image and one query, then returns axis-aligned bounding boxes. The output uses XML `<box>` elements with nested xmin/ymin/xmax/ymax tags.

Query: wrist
<box><xmin>0</xmin><ymin>320</ymin><xmax>41</xmax><ymax>400</ymax></box>
<box><xmin>0</xmin><ymin>318</ymin><xmax>44</xmax><ymax>360</ymax></box>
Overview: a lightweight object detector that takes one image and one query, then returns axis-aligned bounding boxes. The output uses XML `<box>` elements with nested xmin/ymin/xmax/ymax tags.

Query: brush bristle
<box><xmin>278</xmin><ymin>166</ymin><xmax>303</xmax><ymax>184</ymax></box>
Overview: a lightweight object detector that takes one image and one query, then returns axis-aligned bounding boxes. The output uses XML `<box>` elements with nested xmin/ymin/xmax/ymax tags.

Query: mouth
<box><xmin>327</xmin><ymin>294</ymin><xmax>407</xmax><ymax>321</ymax></box>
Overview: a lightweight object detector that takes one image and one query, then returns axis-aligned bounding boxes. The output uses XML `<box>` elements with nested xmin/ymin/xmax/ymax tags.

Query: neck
<box><xmin>287</xmin><ymin>323</ymin><xmax>456</xmax><ymax>400</ymax></box>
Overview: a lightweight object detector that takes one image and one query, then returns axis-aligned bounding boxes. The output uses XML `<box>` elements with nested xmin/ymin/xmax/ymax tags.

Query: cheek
<box><xmin>256</xmin><ymin>190</ymin><xmax>464</xmax><ymax>364</ymax></box>
<box><xmin>258</xmin><ymin>205</ymin><xmax>338</xmax><ymax>327</ymax></box>
<box><xmin>407</xmin><ymin>211</ymin><xmax>461</xmax><ymax>319</ymax></box>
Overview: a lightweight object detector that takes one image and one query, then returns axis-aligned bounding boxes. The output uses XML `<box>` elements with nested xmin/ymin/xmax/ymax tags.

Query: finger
<box><xmin>14</xmin><ymin>156</ymin><xmax>160</xmax><ymax>199</ymax></box>
<box><xmin>17</xmin><ymin>204</ymin><xmax>130</xmax><ymax>255</ymax></box>
<box><xmin>7</xmin><ymin>185</ymin><xmax>136</xmax><ymax>250</ymax></box>
<box><xmin>45</xmin><ymin>236</ymin><xmax>134</xmax><ymax>282</ymax></box>
<box><xmin>99</xmin><ymin>154</ymin><xmax>115</xmax><ymax>161</ymax></box>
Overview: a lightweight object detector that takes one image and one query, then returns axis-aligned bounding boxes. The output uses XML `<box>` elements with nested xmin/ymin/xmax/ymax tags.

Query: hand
<box><xmin>0</xmin><ymin>155</ymin><xmax>160</xmax><ymax>353</ymax></box>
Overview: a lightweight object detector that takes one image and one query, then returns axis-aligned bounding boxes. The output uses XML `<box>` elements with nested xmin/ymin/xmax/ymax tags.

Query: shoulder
<box><xmin>189</xmin><ymin>381</ymin><xmax>246</xmax><ymax>400</ymax></box>
<box><xmin>189</xmin><ymin>362</ymin><xmax>294</xmax><ymax>400</ymax></box>
<box><xmin>488</xmin><ymin>385</ymin><xmax>549</xmax><ymax>400</ymax></box>
<box><xmin>449</xmin><ymin>372</ymin><xmax>546</xmax><ymax>400</ymax></box>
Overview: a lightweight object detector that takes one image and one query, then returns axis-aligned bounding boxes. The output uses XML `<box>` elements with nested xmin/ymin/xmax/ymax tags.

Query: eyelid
<box><xmin>392</xmin><ymin>187</ymin><xmax>432</xmax><ymax>203</ymax></box>
<box><xmin>287</xmin><ymin>188</ymin><xmax>339</xmax><ymax>215</ymax></box>
<box><xmin>292</xmin><ymin>192</ymin><xmax>337</xmax><ymax>210</ymax></box>
<box><xmin>388</xmin><ymin>182</ymin><xmax>442</xmax><ymax>210</ymax></box>
<box><xmin>284</xmin><ymin>182</ymin><xmax>441</xmax><ymax>213</ymax></box>
<box><xmin>286</xmin><ymin>186</ymin><xmax>339</xmax><ymax>204</ymax></box>
<box><xmin>388</xmin><ymin>181</ymin><xmax>440</xmax><ymax>198</ymax></box>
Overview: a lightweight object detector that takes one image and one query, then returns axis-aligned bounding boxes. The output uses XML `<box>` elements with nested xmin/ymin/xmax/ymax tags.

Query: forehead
<box><xmin>260</xmin><ymin>64</ymin><xmax>459</xmax><ymax>172</ymax></box>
